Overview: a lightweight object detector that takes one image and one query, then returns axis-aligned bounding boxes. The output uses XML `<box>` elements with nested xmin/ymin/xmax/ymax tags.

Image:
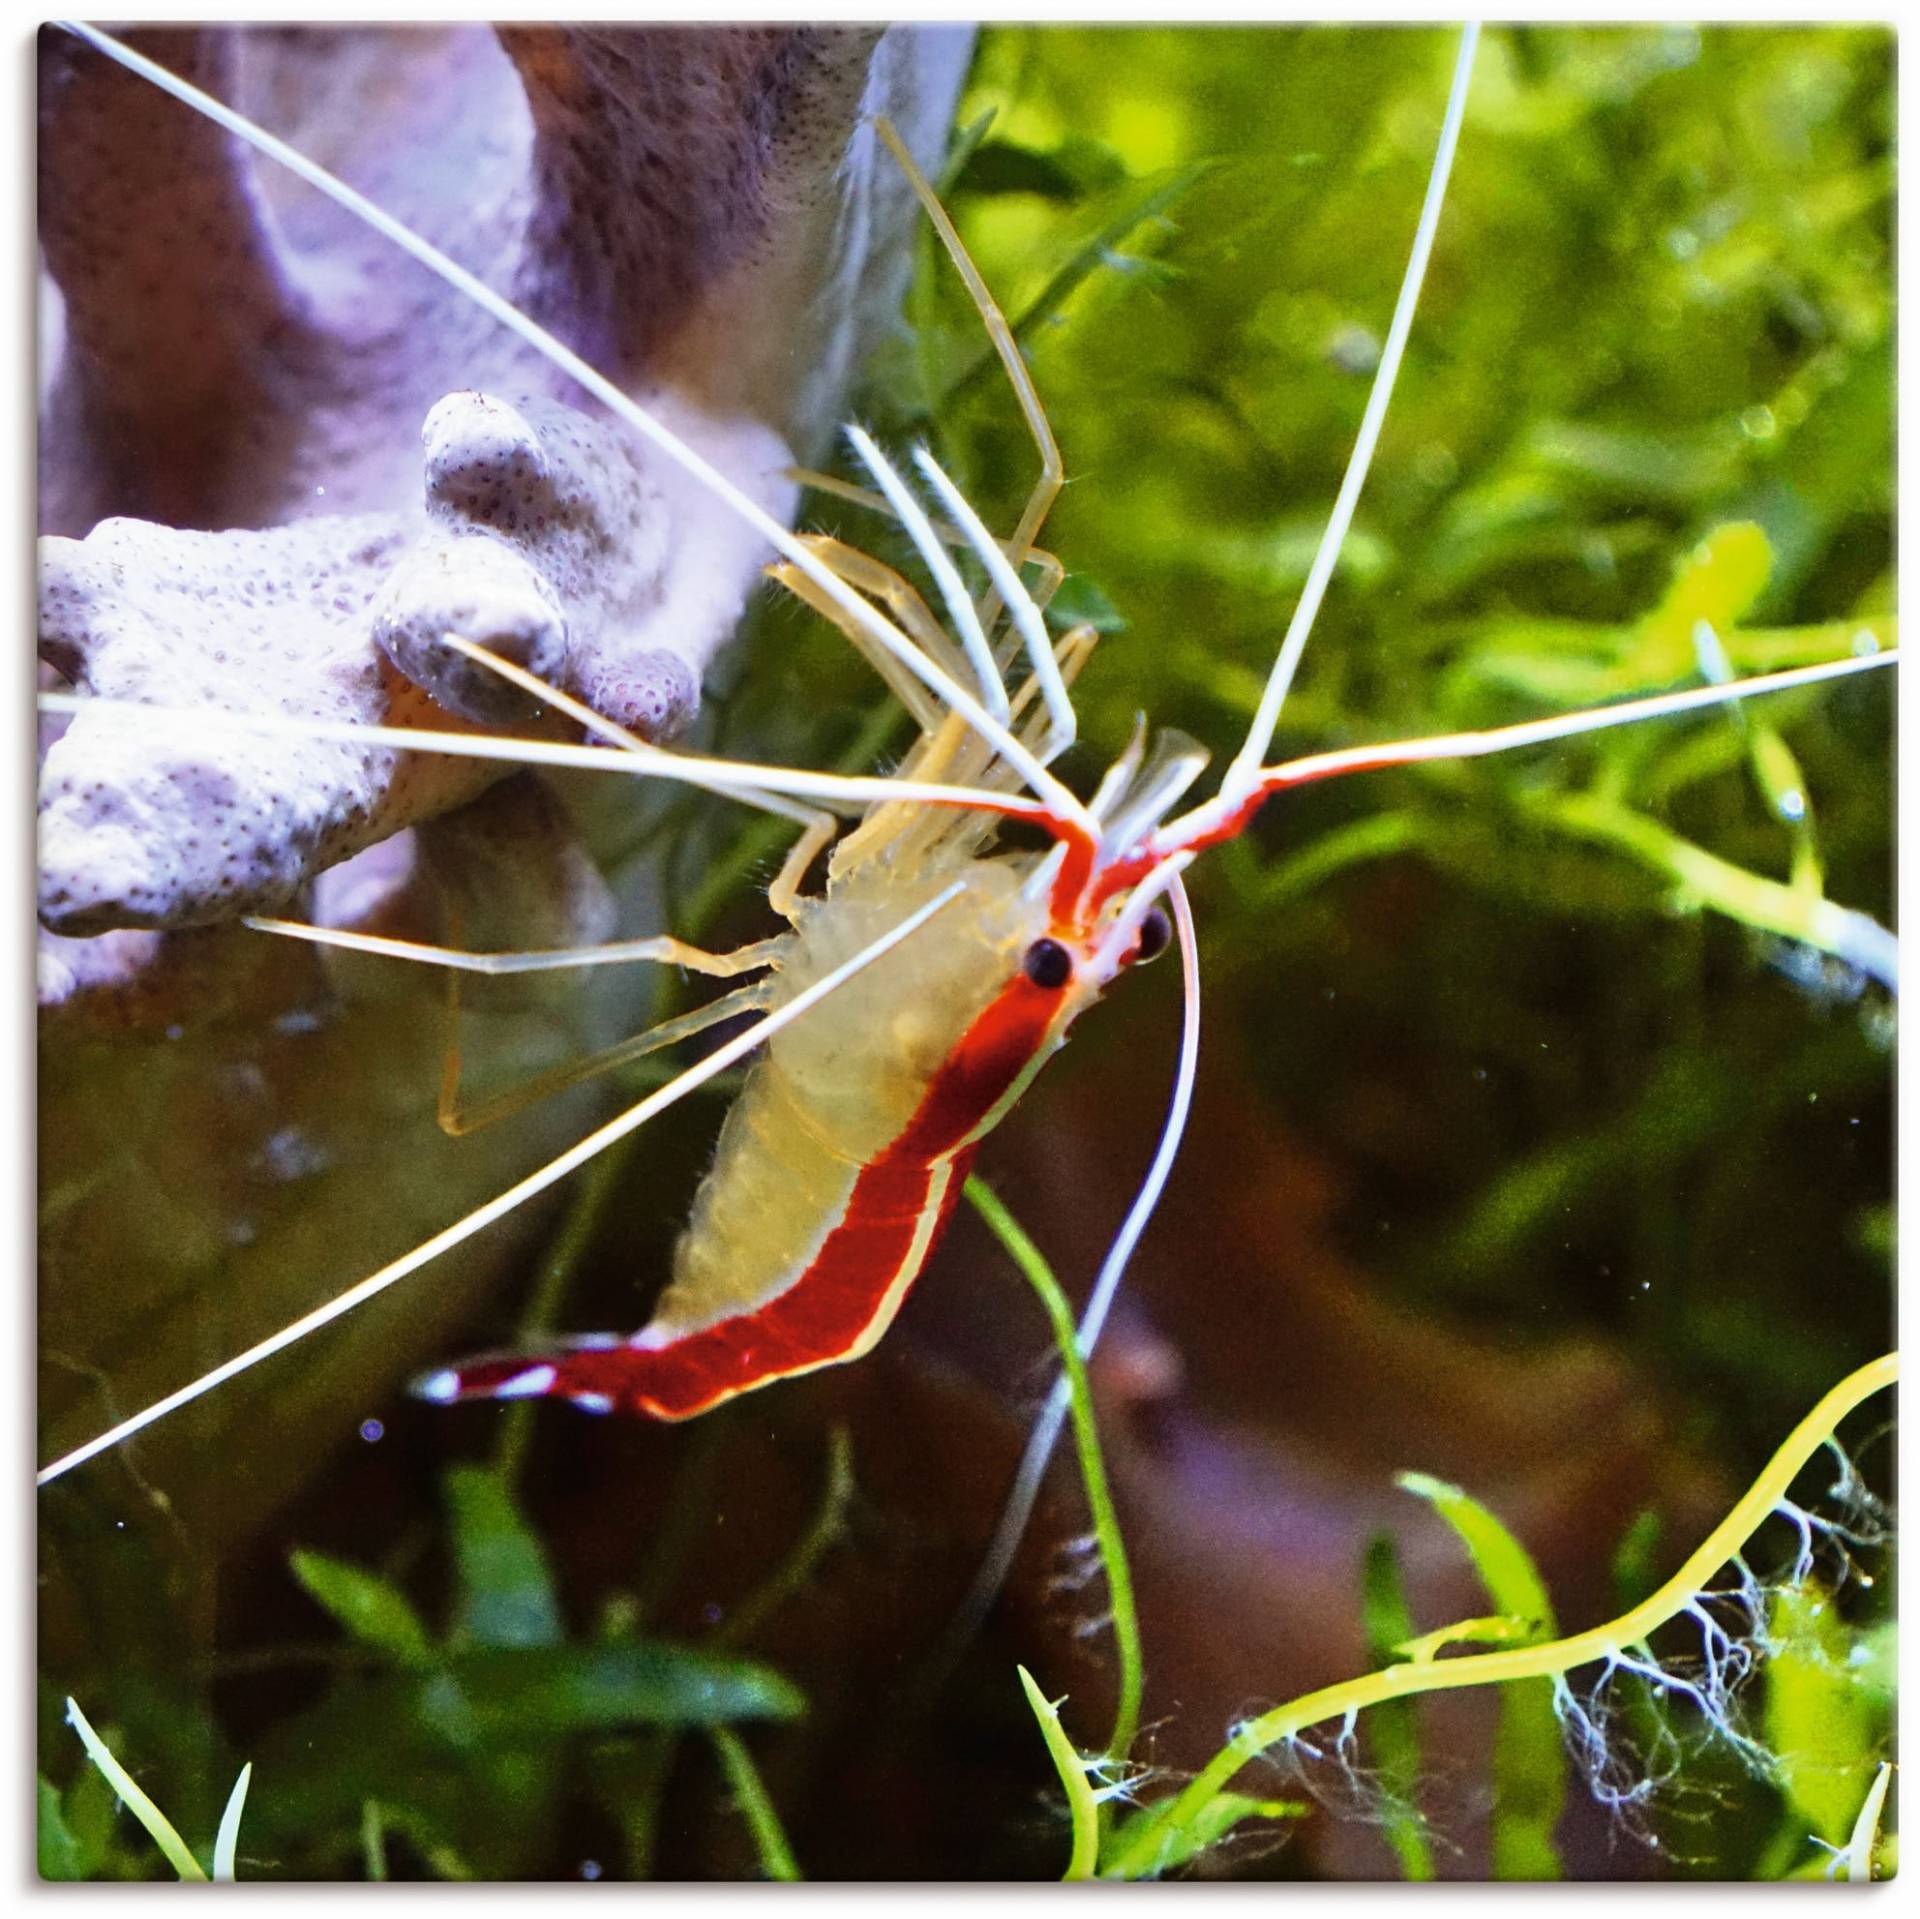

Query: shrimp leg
<box><xmin>435</xmin><ymin>977</ymin><xmax>776</xmax><ymax>1139</ymax></box>
<box><xmin>783</xmin><ymin>467</ymin><xmax>1068</xmax><ymax>617</ymax></box>
<box><xmin>875</xmin><ymin>116</ymin><xmax>1064</xmax><ymax>573</ymax></box>
<box><xmin>246</xmin><ymin>917</ymin><xmax>790</xmax><ymax>1134</ymax></box>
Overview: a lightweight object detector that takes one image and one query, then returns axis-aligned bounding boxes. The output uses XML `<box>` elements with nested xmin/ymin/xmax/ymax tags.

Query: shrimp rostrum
<box><xmin>37</xmin><ymin>23</ymin><xmax>1896</xmax><ymax>1485</ymax></box>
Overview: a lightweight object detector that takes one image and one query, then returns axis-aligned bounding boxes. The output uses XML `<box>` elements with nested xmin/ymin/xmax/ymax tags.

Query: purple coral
<box><xmin>38</xmin><ymin>21</ymin><xmax>972</xmax><ymax>941</ymax></box>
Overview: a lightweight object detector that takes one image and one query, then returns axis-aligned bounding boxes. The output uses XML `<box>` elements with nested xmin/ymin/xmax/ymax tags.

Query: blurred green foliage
<box><xmin>40</xmin><ymin>23</ymin><xmax>1892</xmax><ymax>1884</ymax></box>
<box><xmin>901</xmin><ymin>22</ymin><xmax>1894</xmax><ymax>1429</ymax></box>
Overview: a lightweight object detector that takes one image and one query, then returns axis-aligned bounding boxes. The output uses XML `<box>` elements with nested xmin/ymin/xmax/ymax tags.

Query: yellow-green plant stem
<box><xmin>1105</xmin><ymin>1351</ymin><xmax>1898</xmax><ymax>1880</ymax></box>
<box><xmin>967</xmin><ymin>1177</ymin><xmax>1144</xmax><ymax>1766</ymax></box>
<box><xmin>1527</xmin><ymin>791</ymin><xmax>1893</xmax><ymax>984</ymax></box>
<box><xmin>1018</xmin><ymin>1666</ymin><xmax>1101</xmax><ymax>1881</ymax></box>
<box><xmin>63</xmin><ymin>1697</ymin><xmax>208</xmax><ymax>1881</ymax></box>
<box><xmin>709</xmin><ymin>1727</ymin><xmax>802</xmax><ymax>1881</ymax></box>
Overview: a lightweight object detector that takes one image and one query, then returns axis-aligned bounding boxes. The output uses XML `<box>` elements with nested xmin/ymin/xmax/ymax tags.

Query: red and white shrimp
<box><xmin>36</xmin><ymin>21</ymin><xmax>1895</xmax><ymax>1492</ymax></box>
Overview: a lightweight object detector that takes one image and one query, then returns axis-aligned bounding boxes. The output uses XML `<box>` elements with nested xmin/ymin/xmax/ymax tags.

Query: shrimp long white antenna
<box><xmin>55</xmin><ymin>20</ymin><xmax>1098</xmax><ymax>840</ymax></box>
<box><xmin>36</xmin><ymin>880</ymin><xmax>970</xmax><ymax>1487</ymax></box>
<box><xmin>35</xmin><ymin>691</ymin><xmax>1055</xmax><ymax>826</ymax></box>
<box><xmin>948</xmin><ymin>873</ymin><xmax>1203</xmax><ymax>1655</ymax></box>
<box><xmin>845</xmin><ymin>426</ymin><xmax>1010</xmax><ymax>724</ymax></box>
<box><xmin>910</xmin><ymin>447</ymin><xmax>1076</xmax><ymax>753</ymax></box>
<box><xmin>1156</xmin><ymin>648</ymin><xmax>1897</xmax><ymax>858</ymax></box>
<box><xmin>1220</xmin><ymin>20</ymin><xmax>1482</xmax><ymax>805</ymax></box>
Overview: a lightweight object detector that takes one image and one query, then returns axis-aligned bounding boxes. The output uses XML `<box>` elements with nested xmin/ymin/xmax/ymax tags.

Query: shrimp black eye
<box><xmin>1023</xmin><ymin>938</ymin><xmax>1074</xmax><ymax>990</ymax></box>
<box><xmin>1133</xmin><ymin>905</ymin><xmax>1172</xmax><ymax>964</ymax></box>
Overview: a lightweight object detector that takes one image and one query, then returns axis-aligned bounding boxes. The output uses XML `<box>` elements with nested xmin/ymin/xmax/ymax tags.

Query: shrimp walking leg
<box><xmin>783</xmin><ymin>467</ymin><xmax>1068</xmax><ymax>615</ymax></box>
<box><xmin>244</xmin><ymin>918</ymin><xmax>790</xmax><ymax>981</ymax></box>
<box><xmin>875</xmin><ymin>116</ymin><xmax>1064</xmax><ymax>571</ymax></box>
<box><xmin>437</xmin><ymin>977</ymin><xmax>777</xmax><ymax>1139</ymax></box>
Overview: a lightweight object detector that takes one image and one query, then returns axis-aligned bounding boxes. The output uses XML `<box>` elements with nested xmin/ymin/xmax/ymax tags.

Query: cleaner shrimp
<box><xmin>37</xmin><ymin>9</ymin><xmax>1894</xmax><ymax>1654</ymax></box>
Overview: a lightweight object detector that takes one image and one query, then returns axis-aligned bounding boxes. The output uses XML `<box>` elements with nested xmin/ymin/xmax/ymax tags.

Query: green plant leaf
<box><xmin>954</xmin><ymin>138</ymin><xmax>1086</xmax><ymax>202</ymax></box>
<box><xmin>212</xmin><ymin>1763</ymin><xmax>252</xmax><ymax>1881</ymax></box>
<box><xmin>446</xmin><ymin>1465</ymin><xmax>564</xmax><ymax>1651</ymax></box>
<box><xmin>37</xmin><ymin>1775</ymin><xmax>87</xmax><ymax>1882</ymax></box>
<box><xmin>710</xmin><ymin>1726</ymin><xmax>802</xmax><ymax>1881</ymax></box>
<box><xmin>1393</xmin><ymin>1474</ymin><xmax>1556</xmax><ymax>1638</ymax></box>
<box><xmin>62</xmin><ymin>1697</ymin><xmax>206</xmax><ymax>1882</ymax></box>
<box><xmin>421</xmin><ymin>1641</ymin><xmax>806</xmax><ymax>1742</ymax></box>
<box><xmin>1394</xmin><ymin>1476</ymin><xmax>1562</xmax><ymax>1879</ymax></box>
<box><xmin>290</xmin><ymin>1549</ymin><xmax>435</xmax><ymax>1667</ymax></box>
<box><xmin>1359</xmin><ymin>1534</ymin><xmax>1434</xmax><ymax>1881</ymax></box>
<box><xmin>1766</xmin><ymin>1580</ymin><xmax>1881</xmax><ymax>1844</ymax></box>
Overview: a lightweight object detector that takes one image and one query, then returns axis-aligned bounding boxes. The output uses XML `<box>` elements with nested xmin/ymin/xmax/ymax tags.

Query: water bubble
<box><xmin>359</xmin><ymin>1418</ymin><xmax>384</xmax><ymax>1444</ymax></box>
<box><xmin>1739</xmin><ymin>404</ymin><xmax>1778</xmax><ymax>441</ymax></box>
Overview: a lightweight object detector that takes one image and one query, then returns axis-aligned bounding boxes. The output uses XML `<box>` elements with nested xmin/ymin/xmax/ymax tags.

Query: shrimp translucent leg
<box><xmin>876</xmin><ymin>116</ymin><xmax>1064</xmax><ymax>573</ymax></box>
<box><xmin>244</xmin><ymin>916</ymin><xmax>790</xmax><ymax>1133</ymax></box>
<box><xmin>784</xmin><ymin>467</ymin><xmax>1068</xmax><ymax>616</ymax></box>
<box><xmin>771</xmin><ymin>540</ymin><xmax>966</xmax><ymax>729</ymax></box>
<box><xmin>437</xmin><ymin>977</ymin><xmax>777</xmax><ymax>1139</ymax></box>
<box><xmin>244</xmin><ymin>919</ymin><xmax>790</xmax><ymax>982</ymax></box>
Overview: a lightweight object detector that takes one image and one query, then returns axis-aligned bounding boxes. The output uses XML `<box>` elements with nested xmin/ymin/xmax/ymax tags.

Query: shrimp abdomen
<box><xmin>419</xmin><ymin>867</ymin><xmax>1079</xmax><ymax>1419</ymax></box>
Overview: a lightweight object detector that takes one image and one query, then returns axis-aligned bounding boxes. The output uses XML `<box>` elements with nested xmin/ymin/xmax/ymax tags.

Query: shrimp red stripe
<box><xmin>425</xmin><ymin>972</ymin><xmax>1067</xmax><ymax>1419</ymax></box>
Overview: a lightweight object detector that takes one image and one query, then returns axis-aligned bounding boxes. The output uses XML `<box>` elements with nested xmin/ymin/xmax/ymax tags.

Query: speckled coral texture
<box><xmin>38</xmin><ymin>21</ymin><xmax>973</xmax><ymax>944</ymax></box>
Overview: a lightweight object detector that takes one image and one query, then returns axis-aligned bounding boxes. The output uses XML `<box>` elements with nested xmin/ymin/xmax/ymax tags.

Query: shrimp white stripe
<box><xmin>35</xmin><ymin>692</ymin><xmax>1053</xmax><ymax>825</ymax></box>
<box><xmin>846</xmin><ymin>426</ymin><xmax>1011</xmax><ymax>724</ymax></box>
<box><xmin>910</xmin><ymin>446</ymin><xmax>1076</xmax><ymax>753</ymax></box>
<box><xmin>1222</xmin><ymin>21</ymin><xmax>1482</xmax><ymax>804</ymax></box>
<box><xmin>56</xmin><ymin>20</ymin><xmax>1097</xmax><ymax>838</ymax></box>
<box><xmin>35</xmin><ymin>880</ymin><xmax>969</xmax><ymax>1486</ymax></box>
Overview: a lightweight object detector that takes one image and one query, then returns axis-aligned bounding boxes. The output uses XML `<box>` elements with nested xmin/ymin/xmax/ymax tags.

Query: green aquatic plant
<box><xmin>44</xmin><ymin>1698</ymin><xmax>251</xmax><ymax>1882</ymax></box>
<box><xmin>38</xmin><ymin>21</ymin><xmax>1891</xmax><ymax>1882</ymax></box>
<box><xmin>994</xmin><ymin>1282</ymin><xmax>1896</xmax><ymax>1880</ymax></box>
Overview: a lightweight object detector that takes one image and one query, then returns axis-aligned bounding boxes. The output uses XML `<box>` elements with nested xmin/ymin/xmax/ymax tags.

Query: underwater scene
<box><xmin>37</xmin><ymin>20</ymin><xmax>1894</xmax><ymax>1883</ymax></box>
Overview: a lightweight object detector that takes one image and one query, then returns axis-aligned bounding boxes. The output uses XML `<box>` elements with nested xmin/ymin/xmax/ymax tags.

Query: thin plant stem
<box><xmin>1104</xmin><ymin>1350</ymin><xmax>1898</xmax><ymax>1879</ymax></box>
<box><xmin>716</xmin><ymin>1425</ymin><xmax>856</xmax><ymax>1650</ymax></box>
<box><xmin>1017</xmin><ymin>1667</ymin><xmax>1100</xmax><ymax>1881</ymax></box>
<box><xmin>709</xmin><ymin>1727</ymin><xmax>802</xmax><ymax>1881</ymax></box>
<box><xmin>966</xmin><ymin>1178</ymin><xmax>1143</xmax><ymax>1767</ymax></box>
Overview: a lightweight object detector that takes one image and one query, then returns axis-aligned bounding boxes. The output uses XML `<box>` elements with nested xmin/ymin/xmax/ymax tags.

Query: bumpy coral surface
<box><xmin>38</xmin><ymin>21</ymin><xmax>971</xmax><ymax>943</ymax></box>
